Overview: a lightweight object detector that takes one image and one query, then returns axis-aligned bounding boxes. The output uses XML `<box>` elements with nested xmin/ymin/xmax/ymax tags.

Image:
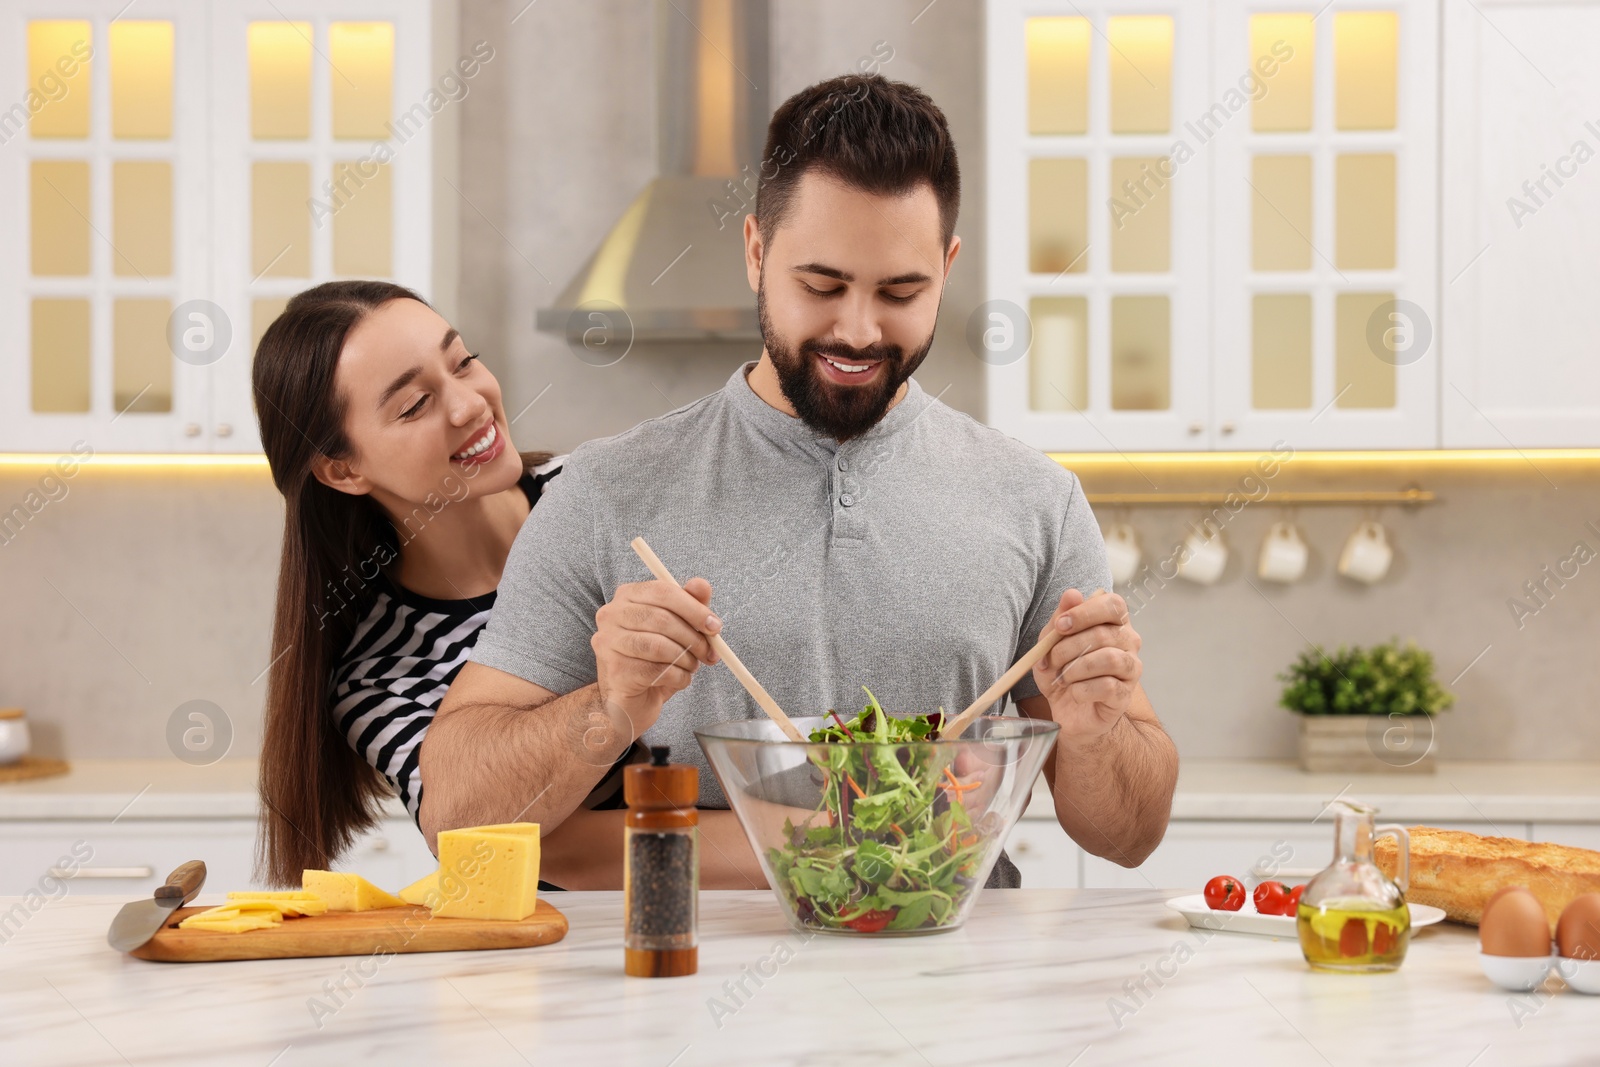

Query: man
<box><xmin>420</xmin><ymin>74</ymin><xmax>1178</xmax><ymax>889</ymax></box>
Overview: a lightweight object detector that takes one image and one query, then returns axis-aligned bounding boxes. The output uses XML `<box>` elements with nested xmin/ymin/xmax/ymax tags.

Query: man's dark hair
<box><xmin>756</xmin><ymin>74</ymin><xmax>960</xmax><ymax>248</ymax></box>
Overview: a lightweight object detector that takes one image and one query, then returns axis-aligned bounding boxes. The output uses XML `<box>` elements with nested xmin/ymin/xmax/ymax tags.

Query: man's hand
<box><xmin>592</xmin><ymin>575</ymin><xmax>723</xmax><ymax>738</ymax></box>
<box><xmin>1031</xmin><ymin>587</ymin><xmax>1143</xmax><ymax>750</ymax></box>
<box><xmin>1018</xmin><ymin>587</ymin><xmax>1173</xmax><ymax>868</ymax></box>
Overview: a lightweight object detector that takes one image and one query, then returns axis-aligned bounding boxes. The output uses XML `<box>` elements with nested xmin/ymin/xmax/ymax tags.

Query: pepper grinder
<box><xmin>623</xmin><ymin>745</ymin><xmax>698</xmax><ymax>977</ymax></box>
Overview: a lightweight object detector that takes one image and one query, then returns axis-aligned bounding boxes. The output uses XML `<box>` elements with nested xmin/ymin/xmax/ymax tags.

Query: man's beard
<box><xmin>756</xmin><ymin>280</ymin><xmax>936</xmax><ymax>442</ymax></box>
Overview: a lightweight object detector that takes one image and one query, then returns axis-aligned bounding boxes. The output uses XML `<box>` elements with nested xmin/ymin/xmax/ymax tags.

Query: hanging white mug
<box><xmin>1339</xmin><ymin>520</ymin><xmax>1393</xmax><ymax>584</ymax></box>
<box><xmin>1103</xmin><ymin>522</ymin><xmax>1142</xmax><ymax>587</ymax></box>
<box><xmin>1177</xmin><ymin>523</ymin><xmax>1228</xmax><ymax>585</ymax></box>
<box><xmin>1258</xmin><ymin>521</ymin><xmax>1309</xmax><ymax>583</ymax></box>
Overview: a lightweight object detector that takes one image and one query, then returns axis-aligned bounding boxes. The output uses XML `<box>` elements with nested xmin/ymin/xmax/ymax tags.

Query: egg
<box><xmin>1480</xmin><ymin>887</ymin><xmax>1554</xmax><ymax>958</ymax></box>
<box><xmin>1484</xmin><ymin>885</ymin><xmax>1523</xmax><ymax>915</ymax></box>
<box><xmin>1556</xmin><ymin>894</ymin><xmax>1600</xmax><ymax>961</ymax></box>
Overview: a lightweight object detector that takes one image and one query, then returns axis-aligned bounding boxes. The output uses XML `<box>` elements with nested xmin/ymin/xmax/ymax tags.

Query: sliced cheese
<box><xmin>179</xmin><ymin>914</ymin><xmax>280</xmax><ymax>933</ymax></box>
<box><xmin>430</xmin><ymin>822</ymin><xmax>541</xmax><ymax>921</ymax></box>
<box><xmin>399</xmin><ymin>870</ymin><xmax>441</xmax><ymax>907</ymax></box>
<box><xmin>222</xmin><ymin>897</ymin><xmax>328</xmax><ymax>918</ymax></box>
<box><xmin>179</xmin><ymin>904</ymin><xmax>281</xmax><ymax>932</ymax></box>
<box><xmin>302</xmin><ymin>870</ymin><xmax>405</xmax><ymax>911</ymax></box>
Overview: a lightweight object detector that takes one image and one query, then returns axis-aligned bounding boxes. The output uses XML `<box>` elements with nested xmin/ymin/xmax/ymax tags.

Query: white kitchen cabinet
<box><xmin>0</xmin><ymin>817</ymin><xmax>438</xmax><ymax>898</ymax></box>
<box><xmin>0</xmin><ymin>0</ymin><xmax>437</xmax><ymax>454</ymax></box>
<box><xmin>1078</xmin><ymin>818</ymin><xmax>1530</xmax><ymax>891</ymax></box>
<box><xmin>986</xmin><ymin>0</ymin><xmax>1441</xmax><ymax>452</ymax></box>
<box><xmin>1530</xmin><ymin>824</ymin><xmax>1600</xmax><ymax>852</ymax></box>
<box><xmin>1440</xmin><ymin>0</ymin><xmax>1600</xmax><ymax>447</ymax></box>
<box><xmin>1005</xmin><ymin>818</ymin><xmax>1083</xmax><ymax>889</ymax></box>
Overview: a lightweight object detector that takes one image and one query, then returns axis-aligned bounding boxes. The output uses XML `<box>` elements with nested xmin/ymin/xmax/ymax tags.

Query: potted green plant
<box><xmin>1278</xmin><ymin>638</ymin><xmax>1454</xmax><ymax>774</ymax></box>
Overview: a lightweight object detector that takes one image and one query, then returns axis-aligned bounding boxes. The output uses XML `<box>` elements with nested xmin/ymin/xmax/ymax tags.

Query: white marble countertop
<box><xmin>5</xmin><ymin>758</ymin><xmax>1600</xmax><ymax>823</ymax></box>
<box><xmin>1</xmin><ymin>889</ymin><xmax>1594</xmax><ymax>1065</ymax></box>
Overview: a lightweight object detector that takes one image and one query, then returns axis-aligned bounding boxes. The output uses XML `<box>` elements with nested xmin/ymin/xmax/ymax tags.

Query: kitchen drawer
<box><xmin>0</xmin><ymin>818</ymin><xmax>438</xmax><ymax>897</ymax></box>
<box><xmin>1079</xmin><ymin>820</ymin><xmax>1527</xmax><ymax>892</ymax></box>
<box><xmin>1004</xmin><ymin>820</ymin><xmax>1081</xmax><ymax>889</ymax></box>
<box><xmin>0</xmin><ymin>820</ymin><xmax>259</xmax><ymax>897</ymax></box>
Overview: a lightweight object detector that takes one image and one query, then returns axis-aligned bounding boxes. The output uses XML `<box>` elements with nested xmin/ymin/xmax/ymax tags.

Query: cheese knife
<box><xmin>107</xmin><ymin>860</ymin><xmax>206</xmax><ymax>952</ymax></box>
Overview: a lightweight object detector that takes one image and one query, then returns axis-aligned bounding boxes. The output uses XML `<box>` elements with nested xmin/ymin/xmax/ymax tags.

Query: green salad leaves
<box><xmin>765</xmin><ymin>688</ymin><xmax>989</xmax><ymax>933</ymax></box>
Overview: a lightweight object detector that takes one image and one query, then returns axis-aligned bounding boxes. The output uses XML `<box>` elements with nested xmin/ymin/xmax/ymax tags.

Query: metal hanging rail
<box><xmin>1083</xmin><ymin>487</ymin><xmax>1436</xmax><ymax>507</ymax></box>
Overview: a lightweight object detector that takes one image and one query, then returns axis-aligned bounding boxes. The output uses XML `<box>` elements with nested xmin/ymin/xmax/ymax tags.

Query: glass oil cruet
<box><xmin>1297</xmin><ymin>799</ymin><xmax>1412</xmax><ymax>972</ymax></box>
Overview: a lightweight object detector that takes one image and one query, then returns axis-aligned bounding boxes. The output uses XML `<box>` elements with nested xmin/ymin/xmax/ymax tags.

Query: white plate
<box><xmin>1166</xmin><ymin>895</ymin><xmax>1448</xmax><ymax>938</ymax></box>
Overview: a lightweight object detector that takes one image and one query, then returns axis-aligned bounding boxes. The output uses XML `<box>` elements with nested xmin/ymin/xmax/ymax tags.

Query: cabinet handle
<box><xmin>1188</xmin><ymin>422</ymin><xmax>1203</xmax><ymax>435</ymax></box>
<box><xmin>215</xmin><ymin>423</ymin><xmax>233</xmax><ymax>438</ymax></box>
<box><xmin>1221</xmin><ymin>422</ymin><xmax>1236</xmax><ymax>435</ymax></box>
<box><xmin>49</xmin><ymin>865</ymin><xmax>154</xmax><ymax>879</ymax></box>
<box><xmin>367</xmin><ymin>837</ymin><xmax>389</xmax><ymax>852</ymax></box>
<box><xmin>183</xmin><ymin>424</ymin><xmax>201</xmax><ymax>437</ymax></box>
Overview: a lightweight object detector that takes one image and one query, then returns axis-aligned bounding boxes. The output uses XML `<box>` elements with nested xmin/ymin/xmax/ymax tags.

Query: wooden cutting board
<box><xmin>129</xmin><ymin>900</ymin><xmax>568</xmax><ymax>962</ymax></box>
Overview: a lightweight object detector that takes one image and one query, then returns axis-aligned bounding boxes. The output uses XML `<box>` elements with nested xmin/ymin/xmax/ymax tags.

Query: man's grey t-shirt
<box><xmin>472</xmin><ymin>362</ymin><xmax>1112</xmax><ymax>888</ymax></box>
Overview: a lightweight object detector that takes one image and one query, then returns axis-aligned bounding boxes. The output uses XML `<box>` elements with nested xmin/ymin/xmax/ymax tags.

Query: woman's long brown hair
<box><xmin>252</xmin><ymin>280</ymin><xmax>551</xmax><ymax>886</ymax></box>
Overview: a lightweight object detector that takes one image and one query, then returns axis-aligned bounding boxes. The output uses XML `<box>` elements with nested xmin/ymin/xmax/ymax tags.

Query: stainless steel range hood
<box><xmin>536</xmin><ymin>0</ymin><xmax>769</xmax><ymax>342</ymax></box>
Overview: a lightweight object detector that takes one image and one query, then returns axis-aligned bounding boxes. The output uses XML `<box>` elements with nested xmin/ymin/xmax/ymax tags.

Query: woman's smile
<box><xmin>451</xmin><ymin>420</ymin><xmax>504</xmax><ymax>465</ymax></box>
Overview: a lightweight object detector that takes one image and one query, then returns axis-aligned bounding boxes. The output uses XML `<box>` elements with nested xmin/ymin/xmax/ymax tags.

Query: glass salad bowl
<box><xmin>695</xmin><ymin>695</ymin><xmax>1060</xmax><ymax>936</ymax></box>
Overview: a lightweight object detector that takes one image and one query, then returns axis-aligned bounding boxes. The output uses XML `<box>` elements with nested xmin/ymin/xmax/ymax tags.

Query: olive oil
<box><xmin>1297</xmin><ymin>898</ymin><xmax>1411</xmax><ymax>972</ymax></box>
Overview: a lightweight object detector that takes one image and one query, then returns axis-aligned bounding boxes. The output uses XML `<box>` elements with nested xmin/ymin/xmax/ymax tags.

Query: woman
<box><xmin>251</xmin><ymin>280</ymin><xmax>628</xmax><ymax>887</ymax></box>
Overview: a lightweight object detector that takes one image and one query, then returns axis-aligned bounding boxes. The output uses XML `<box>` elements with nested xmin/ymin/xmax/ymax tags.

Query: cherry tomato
<box><xmin>1339</xmin><ymin>917</ymin><xmax>1370</xmax><ymax>957</ymax></box>
<box><xmin>845</xmin><ymin>908</ymin><xmax>896</xmax><ymax>933</ymax></box>
<box><xmin>1286</xmin><ymin>884</ymin><xmax>1306</xmax><ymax>913</ymax></box>
<box><xmin>1253</xmin><ymin>881</ymin><xmax>1291</xmax><ymax>916</ymax></box>
<box><xmin>1204</xmin><ymin>875</ymin><xmax>1246</xmax><ymax>911</ymax></box>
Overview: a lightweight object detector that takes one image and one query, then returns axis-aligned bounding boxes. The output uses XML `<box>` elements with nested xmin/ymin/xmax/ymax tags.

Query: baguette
<box><xmin>1373</xmin><ymin>826</ymin><xmax>1600</xmax><ymax>932</ymax></box>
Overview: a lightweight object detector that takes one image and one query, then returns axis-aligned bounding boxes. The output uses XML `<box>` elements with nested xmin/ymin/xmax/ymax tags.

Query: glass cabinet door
<box><xmin>987</xmin><ymin>2</ymin><xmax>1211</xmax><ymax>452</ymax></box>
<box><xmin>209</xmin><ymin>4</ymin><xmax>421</xmax><ymax>455</ymax></box>
<box><xmin>0</xmin><ymin>0</ymin><xmax>431</xmax><ymax>454</ymax></box>
<box><xmin>986</xmin><ymin>0</ymin><xmax>1440</xmax><ymax>452</ymax></box>
<box><xmin>1210</xmin><ymin>1</ymin><xmax>1438</xmax><ymax>450</ymax></box>
<box><xmin>0</xmin><ymin>6</ymin><xmax>207</xmax><ymax>453</ymax></box>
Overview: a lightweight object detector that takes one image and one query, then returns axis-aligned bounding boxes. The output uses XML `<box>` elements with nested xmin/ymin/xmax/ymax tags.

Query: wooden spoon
<box><xmin>629</xmin><ymin>537</ymin><xmax>806</xmax><ymax>742</ymax></box>
<box><xmin>943</xmin><ymin>588</ymin><xmax>1107</xmax><ymax>739</ymax></box>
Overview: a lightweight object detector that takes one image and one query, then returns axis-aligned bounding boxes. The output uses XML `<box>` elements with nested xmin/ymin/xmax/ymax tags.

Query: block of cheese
<box><xmin>1376</xmin><ymin>825</ymin><xmax>1600</xmax><ymax>932</ymax></box>
<box><xmin>301</xmin><ymin>870</ymin><xmax>405</xmax><ymax>911</ymax></box>
<box><xmin>430</xmin><ymin>822</ymin><xmax>541</xmax><ymax>921</ymax></box>
<box><xmin>398</xmin><ymin>870</ymin><xmax>440</xmax><ymax>907</ymax></box>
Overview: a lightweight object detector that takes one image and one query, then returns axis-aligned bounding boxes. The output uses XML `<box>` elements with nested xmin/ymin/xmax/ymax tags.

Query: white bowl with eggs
<box><xmin>1478</xmin><ymin>888</ymin><xmax>1600</xmax><ymax>993</ymax></box>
